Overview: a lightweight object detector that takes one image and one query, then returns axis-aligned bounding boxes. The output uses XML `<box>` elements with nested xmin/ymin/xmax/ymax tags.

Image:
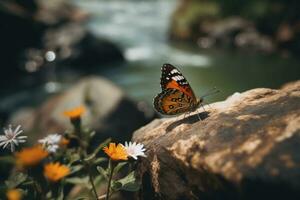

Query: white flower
<box><xmin>38</xmin><ymin>134</ymin><xmax>62</xmax><ymax>153</ymax></box>
<box><xmin>124</xmin><ymin>141</ymin><xmax>146</xmax><ymax>160</ymax></box>
<box><xmin>0</xmin><ymin>125</ymin><xmax>27</xmax><ymax>152</ymax></box>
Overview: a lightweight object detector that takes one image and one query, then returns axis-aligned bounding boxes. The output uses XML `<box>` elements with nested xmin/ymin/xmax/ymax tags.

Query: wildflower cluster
<box><xmin>0</xmin><ymin>106</ymin><xmax>146</xmax><ymax>200</ymax></box>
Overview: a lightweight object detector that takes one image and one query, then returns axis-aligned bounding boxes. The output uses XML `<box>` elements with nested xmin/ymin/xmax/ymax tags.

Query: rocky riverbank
<box><xmin>133</xmin><ymin>80</ymin><xmax>300</xmax><ymax>200</ymax></box>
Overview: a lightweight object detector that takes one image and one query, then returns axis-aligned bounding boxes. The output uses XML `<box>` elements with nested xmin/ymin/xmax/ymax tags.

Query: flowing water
<box><xmin>75</xmin><ymin>0</ymin><xmax>300</xmax><ymax>103</ymax></box>
<box><xmin>0</xmin><ymin>0</ymin><xmax>299</xmax><ymax>118</ymax></box>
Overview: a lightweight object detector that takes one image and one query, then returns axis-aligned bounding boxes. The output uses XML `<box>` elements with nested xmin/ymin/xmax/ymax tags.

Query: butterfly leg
<box><xmin>196</xmin><ymin>110</ymin><xmax>202</xmax><ymax>121</ymax></box>
<box><xmin>183</xmin><ymin>112</ymin><xmax>188</xmax><ymax>119</ymax></box>
<box><xmin>200</xmin><ymin>103</ymin><xmax>206</xmax><ymax>112</ymax></box>
<box><xmin>182</xmin><ymin>111</ymin><xmax>192</xmax><ymax>121</ymax></box>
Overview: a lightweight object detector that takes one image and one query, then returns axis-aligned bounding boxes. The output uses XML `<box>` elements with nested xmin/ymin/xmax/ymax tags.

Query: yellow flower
<box><xmin>63</xmin><ymin>106</ymin><xmax>85</xmax><ymax>119</ymax></box>
<box><xmin>44</xmin><ymin>162</ymin><xmax>70</xmax><ymax>182</ymax></box>
<box><xmin>15</xmin><ymin>145</ymin><xmax>48</xmax><ymax>167</ymax></box>
<box><xmin>103</xmin><ymin>143</ymin><xmax>128</xmax><ymax>161</ymax></box>
<box><xmin>6</xmin><ymin>189</ymin><xmax>22</xmax><ymax>200</ymax></box>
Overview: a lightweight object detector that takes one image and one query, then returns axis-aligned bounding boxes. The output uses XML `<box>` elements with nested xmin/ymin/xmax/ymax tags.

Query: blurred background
<box><xmin>0</xmin><ymin>0</ymin><xmax>300</xmax><ymax>128</ymax></box>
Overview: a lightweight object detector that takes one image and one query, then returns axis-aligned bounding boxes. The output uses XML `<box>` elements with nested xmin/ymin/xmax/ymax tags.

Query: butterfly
<box><xmin>153</xmin><ymin>63</ymin><xmax>203</xmax><ymax>116</ymax></box>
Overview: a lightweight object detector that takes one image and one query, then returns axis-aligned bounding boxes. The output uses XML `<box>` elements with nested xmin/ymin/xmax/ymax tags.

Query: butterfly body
<box><xmin>154</xmin><ymin>64</ymin><xmax>202</xmax><ymax>116</ymax></box>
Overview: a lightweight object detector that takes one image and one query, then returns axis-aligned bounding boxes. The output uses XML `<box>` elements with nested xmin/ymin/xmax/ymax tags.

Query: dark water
<box><xmin>0</xmin><ymin>0</ymin><xmax>299</xmax><ymax>118</ymax></box>
<box><xmin>76</xmin><ymin>0</ymin><xmax>300</xmax><ymax>103</ymax></box>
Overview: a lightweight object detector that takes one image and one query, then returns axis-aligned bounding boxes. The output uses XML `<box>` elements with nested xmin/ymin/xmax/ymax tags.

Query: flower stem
<box><xmin>32</xmin><ymin>178</ymin><xmax>44</xmax><ymax>199</ymax></box>
<box><xmin>34</xmin><ymin>180</ymin><xmax>42</xmax><ymax>193</ymax></box>
<box><xmin>105</xmin><ymin>160</ymin><xmax>115</xmax><ymax>200</ymax></box>
<box><xmin>88</xmin><ymin>166</ymin><xmax>98</xmax><ymax>200</ymax></box>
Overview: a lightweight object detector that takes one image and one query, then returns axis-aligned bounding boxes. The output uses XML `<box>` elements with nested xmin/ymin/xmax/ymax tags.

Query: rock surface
<box><xmin>10</xmin><ymin>76</ymin><xmax>155</xmax><ymax>144</ymax></box>
<box><xmin>133</xmin><ymin>80</ymin><xmax>300</xmax><ymax>200</ymax></box>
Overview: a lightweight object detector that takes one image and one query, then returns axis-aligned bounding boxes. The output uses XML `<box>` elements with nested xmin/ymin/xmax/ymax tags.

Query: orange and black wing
<box><xmin>153</xmin><ymin>88</ymin><xmax>193</xmax><ymax>115</ymax></box>
<box><xmin>160</xmin><ymin>63</ymin><xmax>197</xmax><ymax>100</ymax></box>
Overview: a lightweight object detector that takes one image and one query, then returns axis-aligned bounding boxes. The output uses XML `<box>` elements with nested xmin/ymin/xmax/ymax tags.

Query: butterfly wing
<box><xmin>160</xmin><ymin>64</ymin><xmax>197</xmax><ymax>100</ymax></box>
<box><xmin>154</xmin><ymin>88</ymin><xmax>193</xmax><ymax>115</ymax></box>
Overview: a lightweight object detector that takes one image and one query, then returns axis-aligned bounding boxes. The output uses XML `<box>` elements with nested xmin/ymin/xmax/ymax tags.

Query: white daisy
<box><xmin>38</xmin><ymin>133</ymin><xmax>62</xmax><ymax>153</ymax></box>
<box><xmin>0</xmin><ymin>125</ymin><xmax>27</xmax><ymax>152</ymax></box>
<box><xmin>124</xmin><ymin>141</ymin><xmax>146</xmax><ymax>160</ymax></box>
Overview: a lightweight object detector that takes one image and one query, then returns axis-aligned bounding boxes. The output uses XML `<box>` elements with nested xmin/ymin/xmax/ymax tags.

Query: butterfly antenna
<box><xmin>199</xmin><ymin>87</ymin><xmax>220</xmax><ymax>111</ymax></box>
<box><xmin>201</xmin><ymin>87</ymin><xmax>220</xmax><ymax>99</ymax></box>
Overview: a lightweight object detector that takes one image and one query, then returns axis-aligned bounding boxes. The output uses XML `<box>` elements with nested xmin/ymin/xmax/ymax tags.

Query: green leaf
<box><xmin>89</xmin><ymin>131</ymin><xmax>96</xmax><ymax>138</ymax></box>
<box><xmin>93</xmin><ymin>175</ymin><xmax>104</xmax><ymax>185</ymax></box>
<box><xmin>68</xmin><ymin>152</ymin><xmax>81</xmax><ymax>164</ymax></box>
<box><xmin>96</xmin><ymin>166</ymin><xmax>109</xmax><ymax>180</ymax></box>
<box><xmin>46</xmin><ymin>191</ymin><xmax>52</xmax><ymax>199</ymax></box>
<box><xmin>22</xmin><ymin>180</ymin><xmax>34</xmax><ymax>186</ymax></box>
<box><xmin>122</xmin><ymin>182</ymin><xmax>140</xmax><ymax>192</ymax></box>
<box><xmin>65</xmin><ymin>176</ymin><xmax>89</xmax><ymax>185</ymax></box>
<box><xmin>84</xmin><ymin>153</ymin><xmax>96</xmax><ymax>162</ymax></box>
<box><xmin>5</xmin><ymin>172</ymin><xmax>28</xmax><ymax>188</ymax></box>
<box><xmin>56</xmin><ymin>188</ymin><xmax>64</xmax><ymax>200</ymax></box>
<box><xmin>113</xmin><ymin>162</ymin><xmax>127</xmax><ymax>175</ymax></box>
<box><xmin>114</xmin><ymin>171</ymin><xmax>141</xmax><ymax>192</ymax></box>
<box><xmin>111</xmin><ymin>180</ymin><xmax>122</xmax><ymax>191</ymax></box>
<box><xmin>94</xmin><ymin>157</ymin><xmax>106</xmax><ymax>165</ymax></box>
<box><xmin>117</xmin><ymin>172</ymin><xmax>135</xmax><ymax>185</ymax></box>
<box><xmin>70</xmin><ymin>165</ymin><xmax>84</xmax><ymax>174</ymax></box>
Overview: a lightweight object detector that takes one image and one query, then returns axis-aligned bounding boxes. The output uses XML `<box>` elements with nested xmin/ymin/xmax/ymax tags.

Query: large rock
<box><xmin>10</xmin><ymin>76</ymin><xmax>154</xmax><ymax>144</ymax></box>
<box><xmin>133</xmin><ymin>80</ymin><xmax>300</xmax><ymax>200</ymax></box>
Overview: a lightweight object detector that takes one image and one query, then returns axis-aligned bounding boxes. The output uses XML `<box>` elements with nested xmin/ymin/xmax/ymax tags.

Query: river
<box><xmin>0</xmin><ymin>0</ymin><xmax>299</xmax><ymax>118</ymax></box>
<box><xmin>75</xmin><ymin>0</ymin><xmax>300</xmax><ymax>103</ymax></box>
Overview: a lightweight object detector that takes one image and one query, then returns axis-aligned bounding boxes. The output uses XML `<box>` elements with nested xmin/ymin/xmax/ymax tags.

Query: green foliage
<box><xmin>65</xmin><ymin>176</ymin><xmax>90</xmax><ymax>186</ymax></box>
<box><xmin>113</xmin><ymin>162</ymin><xmax>127</xmax><ymax>176</ymax></box>
<box><xmin>5</xmin><ymin>172</ymin><xmax>28</xmax><ymax>189</ymax></box>
<box><xmin>0</xmin><ymin>110</ymin><xmax>144</xmax><ymax>200</ymax></box>
<box><xmin>97</xmin><ymin>166</ymin><xmax>109</xmax><ymax>181</ymax></box>
<box><xmin>113</xmin><ymin>172</ymin><xmax>140</xmax><ymax>192</ymax></box>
